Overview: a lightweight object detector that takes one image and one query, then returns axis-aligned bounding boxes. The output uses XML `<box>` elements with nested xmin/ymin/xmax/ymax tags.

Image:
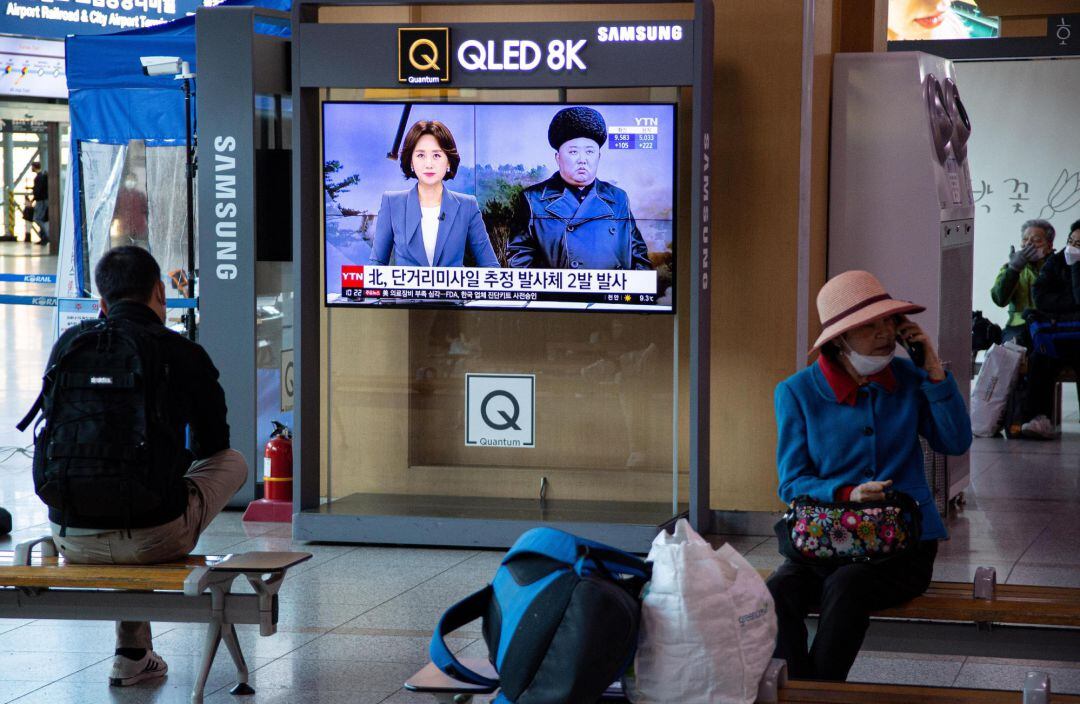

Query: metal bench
<box><xmin>405</xmin><ymin>657</ymin><xmax>1079</xmax><ymax>703</ymax></box>
<box><xmin>1052</xmin><ymin>366</ymin><xmax>1080</xmax><ymax>428</ymax></box>
<box><xmin>0</xmin><ymin>536</ymin><xmax>311</xmax><ymax>703</ymax></box>
<box><xmin>405</xmin><ymin>567</ymin><xmax>1080</xmax><ymax>703</ymax></box>
<box><xmin>756</xmin><ymin>659</ymin><xmax>1080</xmax><ymax>703</ymax></box>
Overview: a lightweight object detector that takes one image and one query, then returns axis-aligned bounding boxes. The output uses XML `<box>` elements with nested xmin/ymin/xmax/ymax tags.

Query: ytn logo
<box><xmin>341</xmin><ymin>266</ymin><xmax>365</xmax><ymax>287</ymax></box>
<box><xmin>398</xmin><ymin>27</ymin><xmax>451</xmax><ymax>84</ymax></box>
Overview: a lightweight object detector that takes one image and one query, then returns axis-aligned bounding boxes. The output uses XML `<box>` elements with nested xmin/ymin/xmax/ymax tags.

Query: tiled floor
<box><xmin>0</xmin><ymin>257</ymin><xmax>1078</xmax><ymax>701</ymax></box>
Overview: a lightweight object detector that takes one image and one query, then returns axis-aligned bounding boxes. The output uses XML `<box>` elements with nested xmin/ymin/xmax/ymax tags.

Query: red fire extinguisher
<box><xmin>263</xmin><ymin>421</ymin><xmax>293</xmax><ymax>502</ymax></box>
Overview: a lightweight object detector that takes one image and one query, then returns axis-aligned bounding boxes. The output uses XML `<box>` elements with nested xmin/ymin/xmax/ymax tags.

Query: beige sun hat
<box><xmin>811</xmin><ymin>270</ymin><xmax>925</xmax><ymax>353</ymax></box>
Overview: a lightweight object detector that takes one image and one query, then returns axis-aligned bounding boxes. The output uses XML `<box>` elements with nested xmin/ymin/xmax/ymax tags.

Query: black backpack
<box><xmin>431</xmin><ymin>528</ymin><xmax>649</xmax><ymax>704</ymax></box>
<box><xmin>972</xmin><ymin>310</ymin><xmax>1002</xmax><ymax>352</ymax></box>
<box><xmin>17</xmin><ymin>318</ymin><xmax>179</xmax><ymax>534</ymax></box>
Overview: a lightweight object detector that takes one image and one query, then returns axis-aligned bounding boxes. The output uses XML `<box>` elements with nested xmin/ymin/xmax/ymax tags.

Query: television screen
<box><xmin>887</xmin><ymin>1</ymin><xmax>998</xmax><ymax>41</ymax></box>
<box><xmin>323</xmin><ymin>102</ymin><xmax>677</xmax><ymax>312</ymax></box>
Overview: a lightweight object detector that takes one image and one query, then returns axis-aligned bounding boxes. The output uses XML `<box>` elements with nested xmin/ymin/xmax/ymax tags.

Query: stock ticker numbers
<box><xmin>973</xmin><ymin>170</ymin><xmax>1080</xmax><ymax>220</ymax></box>
<box><xmin>608</xmin><ymin>120</ymin><xmax>659</xmax><ymax>151</ymax></box>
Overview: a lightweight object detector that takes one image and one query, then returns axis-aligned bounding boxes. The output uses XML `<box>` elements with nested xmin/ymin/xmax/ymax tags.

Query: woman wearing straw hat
<box><xmin>767</xmin><ymin>270</ymin><xmax>972</xmax><ymax>681</ymax></box>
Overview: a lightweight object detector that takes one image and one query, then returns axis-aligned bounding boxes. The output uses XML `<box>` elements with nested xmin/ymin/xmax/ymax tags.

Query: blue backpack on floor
<box><xmin>430</xmin><ymin>527</ymin><xmax>649</xmax><ymax>704</ymax></box>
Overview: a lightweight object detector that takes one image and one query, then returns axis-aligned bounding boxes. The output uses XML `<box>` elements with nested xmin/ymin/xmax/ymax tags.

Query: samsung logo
<box><xmin>597</xmin><ymin>25</ymin><xmax>684</xmax><ymax>43</ymax></box>
<box><xmin>213</xmin><ymin>135</ymin><xmax>238</xmax><ymax>281</ymax></box>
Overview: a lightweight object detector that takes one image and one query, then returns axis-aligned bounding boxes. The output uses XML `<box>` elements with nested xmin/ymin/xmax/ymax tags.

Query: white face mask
<box><xmin>841</xmin><ymin>339</ymin><xmax>895</xmax><ymax>376</ymax></box>
<box><xmin>1065</xmin><ymin>245</ymin><xmax>1080</xmax><ymax>266</ymax></box>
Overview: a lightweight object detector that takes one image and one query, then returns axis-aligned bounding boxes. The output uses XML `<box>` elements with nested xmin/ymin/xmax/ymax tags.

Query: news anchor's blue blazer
<box><xmin>369</xmin><ymin>186</ymin><xmax>500</xmax><ymax>267</ymax></box>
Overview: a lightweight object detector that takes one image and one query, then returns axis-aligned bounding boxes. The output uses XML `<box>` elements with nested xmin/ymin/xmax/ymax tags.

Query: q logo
<box><xmin>409</xmin><ymin>39</ymin><xmax>440</xmax><ymax>72</ymax></box>
<box><xmin>398</xmin><ymin>27</ymin><xmax>450</xmax><ymax>84</ymax></box>
<box><xmin>466</xmin><ymin>374</ymin><xmax>535</xmax><ymax>448</ymax></box>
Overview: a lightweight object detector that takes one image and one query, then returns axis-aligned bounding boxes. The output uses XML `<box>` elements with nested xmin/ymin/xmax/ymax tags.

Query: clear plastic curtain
<box><xmin>79</xmin><ymin>141</ymin><xmax>127</xmax><ymax>296</ymax></box>
<box><xmin>146</xmin><ymin>146</ymin><xmax>196</xmax><ymax>283</ymax></box>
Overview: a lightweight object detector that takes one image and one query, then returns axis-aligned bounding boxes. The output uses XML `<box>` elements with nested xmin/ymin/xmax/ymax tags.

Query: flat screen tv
<box><xmin>323</xmin><ymin>101</ymin><xmax>677</xmax><ymax>312</ymax></box>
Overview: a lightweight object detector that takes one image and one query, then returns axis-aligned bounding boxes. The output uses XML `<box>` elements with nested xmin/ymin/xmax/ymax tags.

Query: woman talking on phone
<box><xmin>767</xmin><ymin>270</ymin><xmax>971</xmax><ymax>681</ymax></box>
<box><xmin>370</xmin><ymin>120</ymin><xmax>499</xmax><ymax>268</ymax></box>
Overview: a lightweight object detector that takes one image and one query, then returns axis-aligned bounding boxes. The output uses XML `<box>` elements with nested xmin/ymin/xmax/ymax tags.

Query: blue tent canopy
<box><xmin>63</xmin><ymin>0</ymin><xmax>289</xmax><ymax>292</ymax></box>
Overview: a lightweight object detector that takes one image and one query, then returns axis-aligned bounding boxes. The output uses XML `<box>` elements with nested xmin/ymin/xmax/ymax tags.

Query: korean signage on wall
<box><xmin>1</xmin><ymin>0</ymin><xmax>213</xmax><ymax>38</ymax></box>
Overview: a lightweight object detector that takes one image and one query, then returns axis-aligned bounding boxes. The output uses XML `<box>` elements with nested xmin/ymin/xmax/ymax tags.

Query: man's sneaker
<box><xmin>1020</xmin><ymin>415</ymin><xmax>1057</xmax><ymax>439</ymax></box>
<box><xmin>109</xmin><ymin>650</ymin><xmax>168</xmax><ymax>686</ymax></box>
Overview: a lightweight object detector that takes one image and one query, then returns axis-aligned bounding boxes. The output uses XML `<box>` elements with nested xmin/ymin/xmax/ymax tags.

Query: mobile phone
<box><xmin>893</xmin><ymin>315</ymin><xmax>926</xmax><ymax>367</ymax></box>
<box><xmin>897</xmin><ymin>333</ymin><xmax>925</xmax><ymax>367</ymax></box>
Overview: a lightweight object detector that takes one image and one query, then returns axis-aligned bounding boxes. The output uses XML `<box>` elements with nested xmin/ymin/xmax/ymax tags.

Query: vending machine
<box><xmin>829</xmin><ymin>52</ymin><xmax>974</xmax><ymax>509</ymax></box>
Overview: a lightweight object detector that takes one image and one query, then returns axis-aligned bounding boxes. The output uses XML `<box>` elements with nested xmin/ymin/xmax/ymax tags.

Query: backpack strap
<box><xmin>430</xmin><ymin>585</ymin><xmax>499</xmax><ymax>689</ymax></box>
<box><xmin>576</xmin><ymin>544</ymin><xmax>650</xmax><ymax>581</ymax></box>
<box><xmin>15</xmin><ymin>391</ymin><xmax>43</xmax><ymax>432</ymax></box>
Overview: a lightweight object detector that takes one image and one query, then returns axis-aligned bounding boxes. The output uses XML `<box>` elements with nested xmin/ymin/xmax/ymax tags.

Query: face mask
<box><xmin>1065</xmin><ymin>245</ymin><xmax>1080</xmax><ymax>266</ymax></box>
<box><xmin>841</xmin><ymin>339</ymin><xmax>895</xmax><ymax>376</ymax></box>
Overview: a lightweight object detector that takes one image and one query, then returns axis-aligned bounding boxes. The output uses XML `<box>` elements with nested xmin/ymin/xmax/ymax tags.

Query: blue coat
<box><xmin>506</xmin><ymin>175</ymin><xmax>652</xmax><ymax>270</ymax></box>
<box><xmin>774</xmin><ymin>358</ymin><xmax>972</xmax><ymax>540</ymax></box>
<box><xmin>369</xmin><ymin>186</ymin><xmax>500</xmax><ymax>267</ymax></box>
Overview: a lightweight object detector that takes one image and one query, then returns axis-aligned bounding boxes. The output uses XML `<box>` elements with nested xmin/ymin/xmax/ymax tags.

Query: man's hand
<box><xmin>850</xmin><ymin>479</ymin><xmax>893</xmax><ymax>503</ymax></box>
<box><xmin>1008</xmin><ymin>244</ymin><xmax>1037</xmax><ymax>272</ymax></box>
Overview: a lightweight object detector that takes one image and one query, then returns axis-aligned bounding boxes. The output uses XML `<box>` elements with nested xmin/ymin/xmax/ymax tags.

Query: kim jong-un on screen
<box><xmin>506</xmin><ymin>107</ymin><xmax>653</xmax><ymax>271</ymax></box>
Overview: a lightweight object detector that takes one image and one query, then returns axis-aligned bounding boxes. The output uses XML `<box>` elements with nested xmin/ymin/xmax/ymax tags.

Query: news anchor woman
<box><xmin>369</xmin><ymin>120</ymin><xmax>500</xmax><ymax>268</ymax></box>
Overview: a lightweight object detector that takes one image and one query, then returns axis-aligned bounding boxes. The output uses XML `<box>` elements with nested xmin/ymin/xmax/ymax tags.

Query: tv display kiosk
<box><xmin>285</xmin><ymin>0</ymin><xmax>713</xmax><ymax>551</ymax></box>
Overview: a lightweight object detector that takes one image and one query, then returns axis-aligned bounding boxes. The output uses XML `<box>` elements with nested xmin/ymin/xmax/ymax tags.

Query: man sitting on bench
<box><xmin>24</xmin><ymin>246</ymin><xmax>247</xmax><ymax>687</ymax></box>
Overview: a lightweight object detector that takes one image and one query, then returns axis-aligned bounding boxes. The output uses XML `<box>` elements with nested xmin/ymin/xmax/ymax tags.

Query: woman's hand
<box><xmin>850</xmin><ymin>479</ymin><xmax>893</xmax><ymax>503</ymax></box>
<box><xmin>896</xmin><ymin>318</ymin><xmax>946</xmax><ymax>382</ymax></box>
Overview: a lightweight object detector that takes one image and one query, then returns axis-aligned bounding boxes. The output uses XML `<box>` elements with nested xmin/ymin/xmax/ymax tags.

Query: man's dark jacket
<box><xmin>32</xmin><ymin>171</ymin><xmax>47</xmax><ymax>200</ymax></box>
<box><xmin>43</xmin><ymin>301</ymin><xmax>230</xmax><ymax>529</ymax></box>
<box><xmin>506</xmin><ymin>174</ymin><xmax>653</xmax><ymax>270</ymax></box>
<box><xmin>1033</xmin><ymin>250</ymin><xmax>1080</xmax><ymax>316</ymax></box>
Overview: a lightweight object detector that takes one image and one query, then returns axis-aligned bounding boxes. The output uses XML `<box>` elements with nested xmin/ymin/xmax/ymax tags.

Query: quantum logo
<box><xmin>399</xmin><ymin>27</ymin><xmax>450</xmax><ymax>84</ymax></box>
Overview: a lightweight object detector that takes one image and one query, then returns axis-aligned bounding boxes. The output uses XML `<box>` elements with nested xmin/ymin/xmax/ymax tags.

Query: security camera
<box><xmin>140</xmin><ymin>56</ymin><xmax>183</xmax><ymax>77</ymax></box>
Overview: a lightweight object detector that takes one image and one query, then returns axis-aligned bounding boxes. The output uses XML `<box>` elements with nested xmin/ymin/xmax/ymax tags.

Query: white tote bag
<box><xmin>970</xmin><ymin>341</ymin><xmax>1026</xmax><ymax>437</ymax></box>
<box><xmin>629</xmin><ymin>519</ymin><xmax>777</xmax><ymax>704</ymax></box>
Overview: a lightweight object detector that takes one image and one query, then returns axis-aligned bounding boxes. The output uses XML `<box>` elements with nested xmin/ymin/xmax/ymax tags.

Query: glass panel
<box><xmin>320</xmin><ymin>87</ymin><xmax>685</xmax><ymax>523</ymax></box>
<box><xmin>145</xmin><ymin>145</ymin><xmax>195</xmax><ymax>285</ymax></box>
<box><xmin>79</xmin><ymin>140</ymin><xmax>127</xmax><ymax>295</ymax></box>
<box><xmin>255</xmin><ymin>94</ymin><xmax>295</xmax><ymax>465</ymax></box>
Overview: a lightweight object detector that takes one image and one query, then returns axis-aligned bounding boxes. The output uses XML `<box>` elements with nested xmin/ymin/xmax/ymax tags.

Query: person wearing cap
<box><xmin>506</xmin><ymin>106</ymin><xmax>652</xmax><ymax>271</ymax></box>
<box><xmin>767</xmin><ymin>270</ymin><xmax>972</xmax><ymax>682</ymax></box>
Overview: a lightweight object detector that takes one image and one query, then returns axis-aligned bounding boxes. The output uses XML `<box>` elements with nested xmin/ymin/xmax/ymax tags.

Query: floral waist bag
<box><xmin>774</xmin><ymin>491</ymin><xmax>922</xmax><ymax>565</ymax></box>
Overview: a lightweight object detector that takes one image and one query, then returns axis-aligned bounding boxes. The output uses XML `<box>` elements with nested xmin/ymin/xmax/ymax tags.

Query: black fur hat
<box><xmin>547</xmin><ymin>107</ymin><xmax>607</xmax><ymax>149</ymax></box>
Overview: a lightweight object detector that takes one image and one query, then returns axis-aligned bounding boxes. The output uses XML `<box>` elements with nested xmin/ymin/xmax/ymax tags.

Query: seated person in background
<box><xmin>1022</xmin><ymin>221</ymin><xmax>1080</xmax><ymax>438</ymax></box>
<box><xmin>768</xmin><ymin>270</ymin><xmax>971</xmax><ymax>682</ymax></box>
<box><xmin>33</xmin><ymin>246</ymin><xmax>247</xmax><ymax>687</ymax></box>
<box><xmin>991</xmin><ymin>218</ymin><xmax>1055</xmax><ymax>346</ymax></box>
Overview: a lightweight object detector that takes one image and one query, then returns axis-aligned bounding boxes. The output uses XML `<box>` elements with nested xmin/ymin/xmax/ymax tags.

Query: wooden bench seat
<box><xmin>405</xmin><ymin>657</ymin><xmax>1080</xmax><ymax>703</ymax></box>
<box><xmin>0</xmin><ymin>553</ymin><xmax>228</xmax><ymax>591</ymax></box>
<box><xmin>406</xmin><ymin>568</ymin><xmax>1080</xmax><ymax>703</ymax></box>
<box><xmin>775</xmin><ymin>680</ymin><xmax>1080</xmax><ymax>703</ymax></box>
<box><xmin>0</xmin><ymin>536</ymin><xmax>311</xmax><ymax>703</ymax></box>
<box><xmin>750</xmin><ymin>567</ymin><xmax>1080</xmax><ymax>629</ymax></box>
<box><xmin>874</xmin><ymin>580</ymin><xmax>1080</xmax><ymax>627</ymax></box>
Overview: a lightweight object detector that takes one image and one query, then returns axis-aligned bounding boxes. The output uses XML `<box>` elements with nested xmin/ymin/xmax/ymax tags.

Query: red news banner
<box><xmin>339</xmin><ymin>265</ymin><xmax>661</xmax><ymax>305</ymax></box>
